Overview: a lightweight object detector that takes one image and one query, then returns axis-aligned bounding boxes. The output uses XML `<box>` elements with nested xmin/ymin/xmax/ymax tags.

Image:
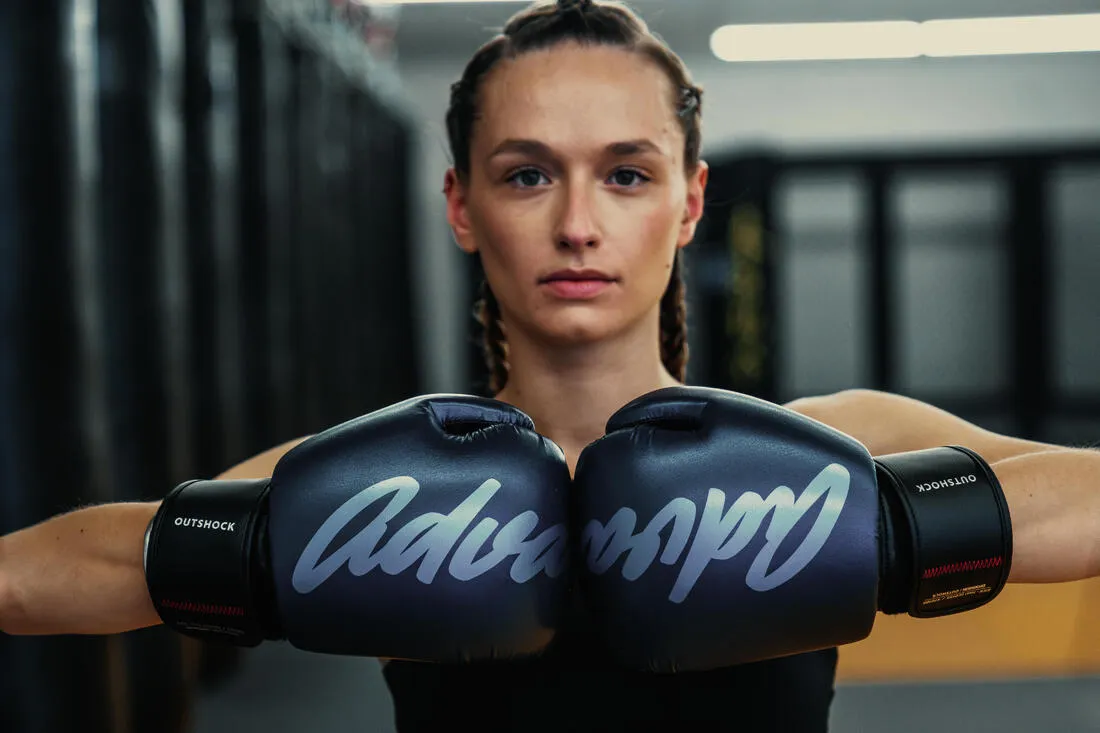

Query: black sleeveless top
<box><xmin>382</xmin><ymin>595</ymin><xmax>837</xmax><ymax>732</ymax></box>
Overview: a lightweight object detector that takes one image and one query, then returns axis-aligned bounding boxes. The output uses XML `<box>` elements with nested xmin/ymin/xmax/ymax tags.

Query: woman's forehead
<box><xmin>475</xmin><ymin>44</ymin><xmax>679</xmax><ymax>149</ymax></box>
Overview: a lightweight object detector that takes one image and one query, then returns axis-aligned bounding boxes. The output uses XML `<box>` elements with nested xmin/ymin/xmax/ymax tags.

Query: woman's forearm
<box><xmin>0</xmin><ymin>439</ymin><xmax>301</xmax><ymax>637</ymax></box>
<box><xmin>786</xmin><ymin>389</ymin><xmax>1100</xmax><ymax>583</ymax></box>
<box><xmin>786</xmin><ymin>389</ymin><xmax>1057</xmax><ymax>461</ymax></box>
<box><xmin>996</xmin><ymin>448</ymin><xmax>1100</xmax><ymax>583</ymax></box>
<box><xmin>0</xmin><ymin>502</ymin><xmax>162</xmax><ymax>635</ymax></box>
<box><xmin>0</xmin><ymin>535</ymin><xmax>14</xmax><ymax>629</ymax></box>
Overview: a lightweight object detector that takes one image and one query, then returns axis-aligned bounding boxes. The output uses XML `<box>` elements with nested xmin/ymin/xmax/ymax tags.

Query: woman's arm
<box><xmin>785</xmin><ymin>389</ymin><xmax>1062</xmax><ymax>461</ymax></box>
<box><xmin>0</xmin><ymin>436</ymin><xmax>308</xmax><ymax>636</ymax></box>
<box><xmin>0</xmin><ymin>501</ymin><xmax>163</xmax><ymax>635</ymax></box>
<box><xmin>990</xmin><ymin>448</ymin><xmax>1100</xmax><ymax>582</ymax></box>
<box><xmin>786</xmin><ymin>389</ymin><xmax>1100</xmax><ymax>583</ymax></box>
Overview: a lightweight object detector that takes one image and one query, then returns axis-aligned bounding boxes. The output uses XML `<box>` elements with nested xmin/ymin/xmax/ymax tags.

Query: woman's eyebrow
<box><xmin>488</xmin><ymin>138</ymin><xmax>665</xmax><ymax>159</ymax></box>
<box><xmin>488</xmin><ymin>139</ymin><xmax>554</xmax><ymax>160</ymax></box>
<box><xmin>606</xmin><ymin>139</ymin><xmax>664</xmax><ymax>157</ymax></box>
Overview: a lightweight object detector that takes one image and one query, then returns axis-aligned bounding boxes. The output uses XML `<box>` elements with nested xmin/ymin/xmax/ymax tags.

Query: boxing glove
<box><xmin>573</xmin><ymin>386</ymin><xmax>1012</xmax><ymax>672</ymax></box>
<box><xmin>144</xmin><ymin>395</ymin><xmax>570</xmax><ymax>662</ymax></box>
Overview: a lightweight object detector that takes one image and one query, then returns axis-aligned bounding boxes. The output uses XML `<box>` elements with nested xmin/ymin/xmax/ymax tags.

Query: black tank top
<box><xmin>382</xmin><ymin>595</ymin><xmax>837</xmax><ymax>732</ymax></box>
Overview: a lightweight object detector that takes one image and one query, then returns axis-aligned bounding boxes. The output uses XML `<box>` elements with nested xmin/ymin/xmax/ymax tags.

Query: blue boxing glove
<box><xmin>145</xmin><ymin>395</ymin><xmax>570</xmax><ymax>662</ymax></box>
<box><xmin>573</xmin><ymin>386</ymin><xmax>1012</xmax><ymax>672</ymax></box>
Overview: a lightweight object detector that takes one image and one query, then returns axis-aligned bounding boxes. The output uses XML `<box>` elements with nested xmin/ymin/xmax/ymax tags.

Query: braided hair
<box><xmin>450</xmin><ymin>0</ymin><xmax>703</xmax><ymax>393</ymax></box>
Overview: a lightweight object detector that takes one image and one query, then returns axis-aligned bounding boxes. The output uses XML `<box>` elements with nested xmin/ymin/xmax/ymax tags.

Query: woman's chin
<box><xmin>528</xmin><ymin>310</ymin><xmax>625</xmax><ymax>347</ymax></box>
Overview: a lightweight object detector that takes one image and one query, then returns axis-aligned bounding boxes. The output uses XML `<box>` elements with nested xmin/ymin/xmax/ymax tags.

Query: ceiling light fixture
<box><xmin>711</xmin><ymin>13</ymin><xmax>1100</xmax><ymax>62</ymax></box>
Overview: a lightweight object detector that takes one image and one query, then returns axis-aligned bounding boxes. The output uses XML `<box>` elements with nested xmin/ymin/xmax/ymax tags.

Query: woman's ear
<box><xmin>677</xmin><ymin>160</ymin><xmax>709</xmax><ymax>249</ymax></box>
<box><xmin>444</xmin><ymin>168</ymin><xmax>478</xmax><ymax>254</ymax></box>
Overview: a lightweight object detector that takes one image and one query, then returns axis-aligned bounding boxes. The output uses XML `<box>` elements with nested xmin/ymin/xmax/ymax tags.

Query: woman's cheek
<box><xmin>479</xmin><ymin>211</ymin><xmax>534</xmax><ymax>270</ymax></box>
<box><xmin>634</xmin><ymin>197</ymin><xmax>681</xmax><ymax>254</ymax></box>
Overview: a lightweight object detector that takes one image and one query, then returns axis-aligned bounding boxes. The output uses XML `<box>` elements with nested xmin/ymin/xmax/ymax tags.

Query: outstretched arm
<box><xmin>0</xmin><ymin>437</ymin><xmax>308</xmax><ymax>636</ymax></box>
<box><xmin>0</xmin><ymin>501</ymin><xmax>163</xmax><ymax>635</ymax></box>
<box><xmin>986</xmin><ymin>449</ymin><xmax>1100</xmax><ymax>582</ymax></box>
<box><xmin>787</xmin><ymin>389</ymin><xmax>1100</xmax><ymax>583</ymax></box>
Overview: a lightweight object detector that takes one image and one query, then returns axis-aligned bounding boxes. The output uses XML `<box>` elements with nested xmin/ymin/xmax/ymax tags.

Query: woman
<box><xmin>1</xmin><ymin>1</ymin><xmax>1098</xmax><ymax>731</ymax></box>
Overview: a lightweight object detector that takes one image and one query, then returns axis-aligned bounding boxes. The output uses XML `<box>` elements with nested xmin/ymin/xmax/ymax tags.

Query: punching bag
<box><xmin>97</xmin><ymin>0</ymin><xmax>191</xmax><ymax>729</ymax></box>
<box><xmin>0</xmin><ymin>1</ymin><xmax>116</xmax><ymax>731</ymax></box>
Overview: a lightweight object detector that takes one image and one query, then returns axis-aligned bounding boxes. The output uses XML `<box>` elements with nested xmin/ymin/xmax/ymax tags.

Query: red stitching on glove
<box><xmin>160</xmin><ymin>599</ymin><xmax>246</xmax><ymax>617</ymax></box>
<box><xmin>921</xmin><ymin>556</ymin><xmax>1003</xmax><ymax>579</ymax></box>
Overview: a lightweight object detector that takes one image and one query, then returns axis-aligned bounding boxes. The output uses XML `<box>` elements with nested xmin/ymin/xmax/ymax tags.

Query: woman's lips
<box><xmin>539</xmin><ymin>268</ymin><xmax>618</xmax><ymax>300</ymax></box>
<box><xmin>541</xmin><ymin>279</ymin><xmax>614</xmax><ymax>299</ymax></box>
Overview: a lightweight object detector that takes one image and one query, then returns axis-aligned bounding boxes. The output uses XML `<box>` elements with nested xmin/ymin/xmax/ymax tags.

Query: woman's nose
<box><xmin>556</xmin><ymin>181</ymin><xmax>600</xmax><ymax>250</ymax></box>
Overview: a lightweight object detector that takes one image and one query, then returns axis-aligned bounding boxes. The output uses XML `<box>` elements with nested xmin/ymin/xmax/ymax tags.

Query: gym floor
<box><xmin>190</xmin><ymin>643</ymin><xmax>1100</xmax><ymax>732</ymax></box>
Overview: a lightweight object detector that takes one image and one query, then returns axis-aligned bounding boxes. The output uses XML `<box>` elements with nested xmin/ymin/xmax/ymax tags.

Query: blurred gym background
<box><xmin>2</xmin><ymin>0</ymin><xmax>1099</xmax><ymax>731</ymax></box>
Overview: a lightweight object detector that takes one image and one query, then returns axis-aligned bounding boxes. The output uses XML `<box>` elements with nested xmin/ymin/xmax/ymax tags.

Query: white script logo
<box><xmin>582</xmin><ymin>464</ymin><xmax>850</xmax><ymax>603</ymax></box>
<box><xmin>292</xmin><ymin>477</ymin><xmax>566</xmax><ymax>594</ymax></box>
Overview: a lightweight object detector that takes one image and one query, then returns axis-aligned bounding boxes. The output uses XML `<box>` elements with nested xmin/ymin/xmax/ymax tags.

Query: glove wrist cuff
<box><xmin>145</xmin><ymin>478</ymin><xmax>280</xmax><ymax>646</ymax></box>
<box><xmin>875</xmin><ymin>446</ymin><xmax>1013</xmax><ymax>618</ymax></box>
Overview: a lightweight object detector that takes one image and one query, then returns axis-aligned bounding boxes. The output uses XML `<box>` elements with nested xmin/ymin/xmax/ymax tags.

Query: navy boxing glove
<box><xmin>573</xmin><ymin>386</ymin><xmax>1012</xmax><ymax>672</ymax></box>
<box><xmin>144</xmin><ymin>395</ymin><xmax>570</xmax><ymax>662</ymax></box>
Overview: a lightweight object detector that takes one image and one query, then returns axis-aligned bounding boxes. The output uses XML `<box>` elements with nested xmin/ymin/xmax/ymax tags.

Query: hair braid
<box><xmin>659</xmin><ymin>251</ymin><xmax>689</xmax><ymax>382</ymax></box>
<box><xmin>475</xmin><ymin>278</ymin><xmax>510</xmax><ymax>394</ymax></box>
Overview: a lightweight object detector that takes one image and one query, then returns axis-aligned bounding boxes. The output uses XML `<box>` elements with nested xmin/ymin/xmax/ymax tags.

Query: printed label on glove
<box><xmin>914</xmin><ymin>474</ymin><xmax>977</xmax><ymax>493</ymax></box>
<box><xmin>583</xmin><ymin>463</ymin><xmax>849</xmax><ymax>603</ymax></box>
<box><xmin>292</xmin><ymin>477</ymin><xmax>566</xmax><ymax>594</ymax></box>
<box><xmin>174</xmin><ymin>517</ymin><xmax>237</xmax><ymax>532</ymax></box>
<box><xmin>920</xmin><ymin>584</ymin><xmax>991</xmax><ymax>609</ymax></box>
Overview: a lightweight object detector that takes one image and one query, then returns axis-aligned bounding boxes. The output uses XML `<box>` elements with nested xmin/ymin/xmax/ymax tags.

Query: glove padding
<box><xmin>574</xmin><ymin>386</ymin><xmax>1011</xmax><ymax>672</ymax></box>
<box><xmin>146</xmin><ymin>394</ymin><xmax>571</xmax><ymax>662</ymax></box>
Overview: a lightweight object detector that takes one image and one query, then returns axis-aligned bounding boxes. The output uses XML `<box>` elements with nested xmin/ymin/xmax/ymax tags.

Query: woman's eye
<box><xmin>609</xmin><ymin>169</ymin><xmax>650</xmax><ymax>187</ymax></box>
<box><xmin>506</xmin><ymin>168</ymin><xmax>649</xmax><ymax>188</ymax></box>
<box><xmin>509</xmin><ymin>169</ymin><xmax>549</xmax><ymax>188</ymax></box>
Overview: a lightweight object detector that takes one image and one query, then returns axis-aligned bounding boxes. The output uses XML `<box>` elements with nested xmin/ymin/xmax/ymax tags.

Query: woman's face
<box><xmin>445</xmin><ymin>42</ymin><xmax>708</xmax><ymax>348</ymax></box>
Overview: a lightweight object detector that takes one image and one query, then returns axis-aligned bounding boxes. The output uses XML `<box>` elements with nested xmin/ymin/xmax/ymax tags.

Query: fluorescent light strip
<box><xmin>712</xmin><ymin>21</ymin><xmax>920</xmax><ymax>62</ymax></box>
<box><xmin>923</xmin><ymin>14</ymin><xmax>1100</xmax><ymax>57</ymax></box>
<box><xmin>357</xmin><ymin>0</ymin><xmax>527</xmax><ymax>4</ymax></box>
<box><xmin>712</xmin><ymin>13</ymin><xmax>1100</xmax><ymax>62</ymax></box>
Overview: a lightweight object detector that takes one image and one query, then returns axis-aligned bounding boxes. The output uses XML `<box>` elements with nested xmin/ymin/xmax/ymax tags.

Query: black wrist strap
<box><xmin>145</xmin><ymin>478</ymin><xmax>280</xmax><ymax>646</ymax></box>
<box><xmin>875</xmin><ymin>446</ymin><xmax>1013</xmax><ymax>618</ymax></box>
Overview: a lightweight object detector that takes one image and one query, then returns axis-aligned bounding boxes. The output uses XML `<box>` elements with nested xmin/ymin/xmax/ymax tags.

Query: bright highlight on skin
<box><xmin>710</xmin><ymin>13</ymin><xmax>1100</xmax><ymax>62</ymax></box>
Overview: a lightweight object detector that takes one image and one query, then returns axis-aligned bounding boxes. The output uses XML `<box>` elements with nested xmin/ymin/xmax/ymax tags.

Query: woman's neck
<box><xmin>493</xmin><ymin>320</ymin><xmax>682</xmax><ymax>473</ymax></box>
